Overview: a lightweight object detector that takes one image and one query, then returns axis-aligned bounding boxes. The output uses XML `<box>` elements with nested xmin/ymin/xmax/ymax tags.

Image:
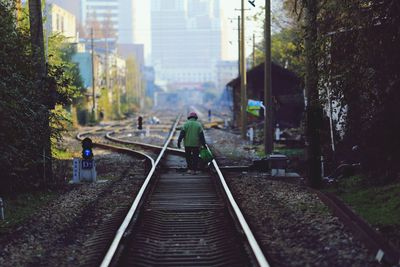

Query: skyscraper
<box><xmin>151</xmin><ymin>0</ymin><xmax>222</xmax><ymax>85</ymax></box>
<box><xmin>81</xmin><ymin>0</ymin><xmax>135</xmax><ymax>44</ymax></box>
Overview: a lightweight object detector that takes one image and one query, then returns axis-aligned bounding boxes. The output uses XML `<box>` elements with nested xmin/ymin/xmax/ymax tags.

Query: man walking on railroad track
<box><xmin>177</xmin><ymin>112</ymin><xmax>206</xmax><ymax>174</ymax></box>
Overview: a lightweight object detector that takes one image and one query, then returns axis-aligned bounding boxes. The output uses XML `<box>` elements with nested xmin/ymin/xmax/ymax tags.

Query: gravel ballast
<box><xmin>0</xmin><ymin>121</ymin><xmax>384</xmax><ymax>266</ymax></box>
<box><xmin>0</xmin><ymin>149</ymin><xmax>146</xmax><ymax>267</ymax></box>
<box><xmin>206</xmin><ymin>128</ymin><xmax>379</xmax><ymax>266</ymax></box>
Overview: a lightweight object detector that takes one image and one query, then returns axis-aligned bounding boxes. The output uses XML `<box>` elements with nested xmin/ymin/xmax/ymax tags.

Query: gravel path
<box><xmin>0</xmin><ymin>149</ymin><xmax>146</xmax><ymax>267</ymax></box>
<box><xmin>206</xmin><ymin>128</ymin><xmax>379</xmax><ymax>267</ymax></box>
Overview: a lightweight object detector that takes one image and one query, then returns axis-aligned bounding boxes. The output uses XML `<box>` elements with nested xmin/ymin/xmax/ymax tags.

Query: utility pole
<box><xmin>28</xmin><ymin>0</ymin><xmax>52</xmax><ymax>181</ymax></box>
<box><xmin>238</xmin><ymin>16</ymin><xmax>241</xmax><ymax>77</ymax></box>
<box><xmin>105</xmin><ymin>34</ymin><xmax>109</xmax><ymax>91</ymax></box>
<box><xmin>115</xmin><ymin>65</ymin><xmax>121</xmax><ymax>116</ymax></box>
<box><xmin>228</xmin><ymin>15</ymin><xmax>241</xmax><ymax>126</ymax></box>
<box><xmin>91</xmin><ymin>28</ymin><xmax>96</xmax><ymax>118</ymax></box>
<box><xmin>240</xmin><ymin>0</ymin><xmax>247</xmax><ymax>139</ymax></box>
<box><xmin>264</xmin><ymin>0</ymin><xmax>273</xmax><ymax>155</ymax></box>
<box><xmin>304</xmin><ymin>0</ymin><xmax>322</xmax><ymax>188</ymax></box>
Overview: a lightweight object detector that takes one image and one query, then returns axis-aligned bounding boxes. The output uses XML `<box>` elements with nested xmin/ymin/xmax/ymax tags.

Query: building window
<box><xmin>61</xmin><ymin>16</ymin><xmax>64</xmax><ymax>33</ymax></box>
<box><xmin>56</xmin><ymin>14</ymin><xmax>60</xmax><ymax>31</ymax></box>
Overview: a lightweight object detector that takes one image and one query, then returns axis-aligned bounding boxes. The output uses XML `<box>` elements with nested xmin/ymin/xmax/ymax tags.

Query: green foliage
<box><xmin>97</xmin><ymin>87</ymin><xmax>113</xmax><ymax>120</ymax></box>
<box><xmin>251</xmin><ymin>4</ymin><xmax>304</xmax><ymax>75</ymax></box>
<box><xmin>333</xmin><ymin>176</ymin><xmax>400</xmax><ymax>226</ymax></box>
<box><xmin>0</xmin><ymin>191</ymin><xmax>59</xmax><ymax>234</ymax></box>
<box><xmin>112</xmin><ymin>84</ymin><xmax>122</xmax><ymax>120</ymax></box>
<box><xmin>316</xmin><ymin>0</ymin><xmax>400</xmax><ymax>182</ymax></box>
<box><xmin>274</xmin><ymin>147</ymin><xmax>304</xmax><ymax>158</ymax></box>
<box><xmin>53</xmin><ymin>147</ymin><xmax>74</xmax><ymax>160</ymax></box>
<box><xmin>124</xmin><ymin>56</ymin><xmax>144</xmax><ymax>113</ymax></box>
<box><xmin>0</xmin><ymin>1</ymin><xmax>82</xmax><ymax>194</ymax></box>
<box><xmin>280</xmin><ymin>0</ymin><xmax>400</xmax><ymax>183</ymax></box>
<box><xmin>271</xmin><ymin>28</ymin><xmax>304</xmax><ymax>75</ymax></box>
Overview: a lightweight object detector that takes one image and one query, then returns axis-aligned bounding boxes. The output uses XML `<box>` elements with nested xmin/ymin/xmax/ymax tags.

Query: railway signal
<box><xmin>72</xmin><ymin>137</ymin><xmax>96</xmax><ymax>183</ymax></box>
<box><xmin>138</xmin><ymin>116</ymin><xmax>143</xmax><ymax>130</ymax></box>
<box><xmin>82</xmin><ymin>137</ymin><xmax>94</xmax><ymax>160</ymax></box>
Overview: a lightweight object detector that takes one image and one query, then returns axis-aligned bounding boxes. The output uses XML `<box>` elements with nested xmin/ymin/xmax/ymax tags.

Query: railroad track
<box><xmin>79</xmin><ymin>115</ymin><xmax>270</xmax><ymax>267</ymax></box>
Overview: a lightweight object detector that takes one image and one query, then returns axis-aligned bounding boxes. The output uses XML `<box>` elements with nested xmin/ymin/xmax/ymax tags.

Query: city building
<box><xmin>151</xmin><ymin>0</ymin><xmax>222</xmax><ymax>86</ymax></box>
<box><xmin>72</xmin><ymin>51</ymin><xmax>99</xmax><ymax>89</ymax></box>
<box><xmin>47</xmin><ymin>0</ymin><xmax>81</xmax><ymax>23</ymax></box>
<box><xmin>117</xmin><ymin>44</ymin><xmax>144</xmax><ymax>68</ymax></box>
<box><xmin>216</xmin><ymin>60</ymin><xmax>238</xmax><ymax>94</ymax></box>
<box><xmin>143</xmin><ymin>66</ymin><xmax>162</xmax><ymax>99</ymax></box>
<box><xmin>118</xmin><ymin>0</ymin><xmax>136</xmax><ymax>44</ymax></box>
<box><xmin>46</xmin><ymin>3</ymin><xmax>78</xmax><ymax>43</ymax></box>
<box><xmin>109</xmin><ymin>54</ymin><xmax>127</xmax><ymax>93</ymax></box>
<box><xmin>81</xmin><ymin>0</ymin><xmax>135</xmax><ymax>45</ymax></box>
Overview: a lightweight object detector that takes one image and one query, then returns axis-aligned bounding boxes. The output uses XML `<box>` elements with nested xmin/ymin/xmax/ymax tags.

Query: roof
<box><xmin>226</xmin><ymin>62</ymin><xmax>299</xmax><ymax>88</ymax></box>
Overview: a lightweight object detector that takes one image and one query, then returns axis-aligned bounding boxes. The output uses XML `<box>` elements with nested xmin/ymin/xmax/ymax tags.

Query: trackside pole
<box><xmin>0</xmin><ymin>198</ymin><xmax>5</xmax><ymax>220</ymax></box>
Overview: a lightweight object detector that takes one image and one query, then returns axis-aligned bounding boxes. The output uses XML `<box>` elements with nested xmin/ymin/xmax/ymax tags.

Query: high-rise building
<box><xmin>81</xmin><ymin>0</ymin><xmax>135</xmax><ymax>44</ymax></box>
<box><xmin>151</xmin><ymin>0</ymin><xmax>222</xmax><ymax>85</ymax></box>
<box><xmin>216</xmin><ymin>60</ymin><xmax>239</xmax><ymax>93</ymax></box>
<box><xmin>118</xmin><ymin>0</ymin><xmax>135</xmax><ymax>44</ymax></box>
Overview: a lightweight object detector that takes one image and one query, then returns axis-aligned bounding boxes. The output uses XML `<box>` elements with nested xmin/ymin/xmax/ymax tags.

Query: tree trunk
<box><xmin>304</xmin><ymin>0</ymin><xmax>322</xmax><ymax>188</ymax></box>
<box><xmin>28</xmin><ymin>0</ymin><xmax>53</xmax><ymax>183</ymax></box>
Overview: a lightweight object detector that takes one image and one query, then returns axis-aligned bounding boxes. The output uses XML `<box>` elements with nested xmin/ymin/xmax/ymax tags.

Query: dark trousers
<box><xmin>185</xmin><ymin>146</ymin><xmax>200</xmax><ymax>171</ymax></box>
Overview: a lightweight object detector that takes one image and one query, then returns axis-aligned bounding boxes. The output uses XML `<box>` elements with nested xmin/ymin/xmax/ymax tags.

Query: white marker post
<box><xmin>0</xmin><ymin>197</ymin><xmax>4</xmax><ymax>220</ymax></box>
<box><xmin>72</xmin><ymin>158</ymin><xmax>80</xmax><ymax>183</ymax></box>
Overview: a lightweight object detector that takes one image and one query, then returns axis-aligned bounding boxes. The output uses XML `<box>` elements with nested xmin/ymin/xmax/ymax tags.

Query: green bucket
<box><xmin>199</xmin><ymin>147</ymin><xmax>214</xmax><ymax>163</ymax></box>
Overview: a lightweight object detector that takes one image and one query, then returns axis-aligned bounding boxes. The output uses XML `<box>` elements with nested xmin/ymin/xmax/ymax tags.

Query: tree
<box><xmin>270</xmin><ymin>28</ymin><xmax>304</xmax><ymax>74</ymax></box>
<box><xmin>251</xmin><ymin>4</ymin><xmax>304</xmax><ymax>75</ymax></box>
<box><xmin>303</xmin><ymin>0</ymin><xmax>322</xmax><ymax>188</ymax></box>
<box><xmin>29</xmin><ymin>0</ymin><xmax>53</xmax><ymax>182</ymax></box>
<box><xmin>284</xmin><ymin>0</ymin><xmax>400</xmax><ymax>183</ymax></box>
<box><xmin>317</xmin><ymin>0</ymin><xmax>400</xmax><ymax>182</ymax></box>
<box><xmin>124</xmin><ymin>56</ymin><xmax>143</xmax><ymax>113</ymax></box>
<box><xmin>0</xmin><ymin>1</ymin><xmax>81</xmax><ymax>194</ymax></box>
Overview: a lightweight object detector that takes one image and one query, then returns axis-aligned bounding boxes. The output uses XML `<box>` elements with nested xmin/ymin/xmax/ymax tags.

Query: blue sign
<box><xmin>82</xmin><ymin>160</ymin><xmax>94</xmax><ymax>169</ymax></box>
<box><xmin>248</xmin><ymin>99</ymin><xmax>263</xmax><ymax>108</ymax></box>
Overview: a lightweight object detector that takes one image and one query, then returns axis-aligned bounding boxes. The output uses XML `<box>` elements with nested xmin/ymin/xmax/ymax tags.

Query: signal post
<box><xmin>72</xmin><ymin>137</ymin><xmax>97</xmax><ymax>183</ymax></box>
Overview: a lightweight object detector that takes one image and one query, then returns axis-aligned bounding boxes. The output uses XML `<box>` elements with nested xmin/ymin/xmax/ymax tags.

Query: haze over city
<box><xmin>47</xmin><ymin>0</ymin><xmax>283</xmax><ymax>61</ymax></box>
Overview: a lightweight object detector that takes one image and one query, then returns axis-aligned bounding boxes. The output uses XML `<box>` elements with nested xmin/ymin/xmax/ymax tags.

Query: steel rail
<box><xmin>105</xmin><ymin>116</ymin><xmax>270</xmax><ymax>266</ymax></box>
<box><xmin>105</xmin><ymin>131</ymin><xmax>183</xmax><ymax>155</ymax></box>
<box><xmin>100</xmin><ymin>115</ymin><xmax>181</xmax><ymax>267</ymax></box>
<box><xmin>79</xmin><ymin>117</ymin><xmax>269</xmax><ymax>266</ymax></box>
<box><xmin>188</xmin><ymin>108</ymin><xmax>269</xmax><ymax>266</ymax></box>
<box><xmin>211</xmin><ymin>159</ymin><xmax>270</xmax><ymax>267</ymax></box>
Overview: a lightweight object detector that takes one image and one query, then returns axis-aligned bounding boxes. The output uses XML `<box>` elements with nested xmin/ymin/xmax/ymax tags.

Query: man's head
<box><xmin>188</xmin><ymin>112</ymin><xmax>198</xmax><ymax>120</ymax></box>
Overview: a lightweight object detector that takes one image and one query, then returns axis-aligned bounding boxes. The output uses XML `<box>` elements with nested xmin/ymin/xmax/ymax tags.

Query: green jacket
<box><xmin>178</xmin><ymin>118</ymin><xmax>206</xmax><ymax>147</ymax></box>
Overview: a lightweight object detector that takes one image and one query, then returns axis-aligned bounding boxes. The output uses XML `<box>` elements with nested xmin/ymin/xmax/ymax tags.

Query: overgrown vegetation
<box><xmin>253</xmin><ymin>1</ymin><xmax>400</xmax><ymax>185</ymax></box>
<box><xmin>0</xmin><ymin>1</ymin><xmax>81</xmax><ymax>194</ymax></box>
<box><xmin>326</xmin><ymin>175</ymin><xmax>400</xmax><ymax>247</ymax></box>
<box><xmin>316</xmin><ymin>1</ymin><xmax>400</xmax><ymax>184</ymax></box>
<box><xmin>0</xmin><ymin>190</ymin><xmax>60</xmax><ymax>234</ymax></box>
